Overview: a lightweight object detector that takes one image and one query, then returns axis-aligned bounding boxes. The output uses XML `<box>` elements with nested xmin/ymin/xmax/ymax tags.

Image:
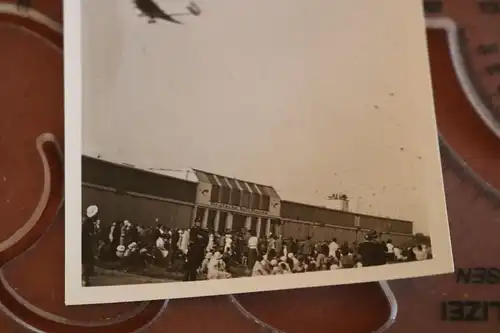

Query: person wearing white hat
<box><xmin>86</xmin><ymin>205</ymin><xmax>98</xmax><ymax>219</ymax></box>
<box><xmin>183</xmin><ymin>217</ymin><xmax>209</xmax><ymax>281</ymax></box>
<box><xmin>206</xmin><ymin>251</ymin><xmax>231</xmax><ymax>280</ymax></box>
<box><xmin>82</xmin><ymin>205</ymin><xmax>98</xmax><ymax>286</ymax></box>
<box><xmin>223</xmin><ymin>233</ymin><xmax>232</xmax><ymax>253</ymax></box>
<box><xmin>116</xmin><ymin>245</ymin><xmax>126</xmax><ymax>258</ymax></box>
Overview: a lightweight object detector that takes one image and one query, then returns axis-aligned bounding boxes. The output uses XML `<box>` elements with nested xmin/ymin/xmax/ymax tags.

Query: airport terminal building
<box><xmin>82</xmin><ymin>155</ymin><xmax>414</xmax><ymax>245</ymax></box>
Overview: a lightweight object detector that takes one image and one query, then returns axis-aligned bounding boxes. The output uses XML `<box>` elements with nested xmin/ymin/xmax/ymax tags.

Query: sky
<box><xmin>80</xmin><ymin>0</ymin><xmax>445</xmax><ymax>235</ymax></box>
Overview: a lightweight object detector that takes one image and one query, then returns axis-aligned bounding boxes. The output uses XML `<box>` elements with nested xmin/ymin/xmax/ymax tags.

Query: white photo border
<box><xmin>64</xmin><ymin>0</ymin><xmax>455</xmax><ymax>305</ymax></box>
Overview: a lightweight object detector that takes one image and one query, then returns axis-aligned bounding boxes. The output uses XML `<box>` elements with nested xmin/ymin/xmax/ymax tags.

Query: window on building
<box><xmin>260</xmin><ymin>195</ymin><xmax>270</xmax><ymax>211</ymax></box>
<box><xmin>210</xmin><ymin>185</ymin><xmax>220</xmax><ymax>202</ymax></box>
<box><xmin>250</xmin><ymin>193</ymin><xmax>260</xmax><ymax>210</ymax></box>
<box><xmin>241</xmin><ymin>183</ymin><xmax>251</xmax><ymax>208</ymax></box>
<box><xmin>220</xmin><ymin>177</ymin><xmax>233</xmax><ymax>204</ymax></box>
<box><xmin>220</xmin><ymin>185</ymin><xmax>230</xmax><ymax>204</ymax></box>
<box><xmin>205</xmin><ymin>174</ymin><xmax>220</xmax><ymax>203</ymax></box>
<box><xmin>249</xmin><ymin>183</ymin><xmax>262</xmax><ymax>210</ymax></box>
<box><xmin>227</xmin><ymin>178</ymin><xmax>241</xmax><ymax>206</ymax></box>
<box><xmin>231</xmin><ymin>189</ymin><xmax>241</xmax><ymax>206</ymax></box>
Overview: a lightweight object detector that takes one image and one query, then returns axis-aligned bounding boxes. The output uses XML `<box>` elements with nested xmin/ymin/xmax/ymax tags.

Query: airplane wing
<box><xmin>134</xmin><ymin>0</ymin><xmax>164</xmax><ymax>16</ymax></box>
<box><xmin>159</xmin><ymin>14</ymin><xmax>183</xmax><ymax>24</ymax></box>
<box><xmin>134</xmin><ymin>0</ymin><xmax>184</xmax><ymax>24</ymax></box>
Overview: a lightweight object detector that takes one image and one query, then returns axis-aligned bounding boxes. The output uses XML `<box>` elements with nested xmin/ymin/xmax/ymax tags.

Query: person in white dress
<box><xmin>247</xmin><ymin>233</ymin><xmax>259</xmax><ymax>269</ymax></box>
<box><xmin>385</xmin><ymin>239</ymin><xmax>395</xmax><ymax>262</ymax></box>
<box><xmin>224</xmin><ymin>234</ymin><xmax>233</xmax><ymax>253</ymax></box>
<box><xmin>251</xmin><ymin>255</ymin><xmax>269</xmax><ymax>276</ymax></box>
<box><xmin>207</xmin><ymin>252</ymin><xmax>231</xmax><ymax>279</ymax></box>
<box><xmin>328</xmin><ymin>238</ymin><xmax>339</xmax><ymax>259</ymax></box>
<box><xmin>206</xmin><ymin>234</ymin><xmax>214</xmax><ymax>252</ymax></box>
<box><xmin>156</xmin><ymin>236</ymin><xmax>169</xmax><ymax>259</ymax></box>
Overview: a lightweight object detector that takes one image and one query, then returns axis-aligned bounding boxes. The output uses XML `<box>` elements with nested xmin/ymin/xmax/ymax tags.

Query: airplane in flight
<box><xmin>133</xmin><ymin>0</ymin><xmax>202</xmax><ymax>25</ymax></box>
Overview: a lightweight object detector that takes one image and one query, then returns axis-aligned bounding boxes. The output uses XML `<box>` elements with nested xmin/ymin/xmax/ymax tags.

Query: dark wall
<box><xmin>281</xmin><ymin>201</ymin><xmax>413</xmax><ymax>235</ymax></box>
<box><xmin>281</xmin><ymin>221</ymin><xmax>413</xmax><ymax>246</ymax></box>
<box><xmin>82</xmin><ymin>156</ymin><xmax>197</xmax><ymax>203</ymax></box>
<box><xmin>82</xmin><ymin>186</ymin><xmax>194</xmax><ymax>229</ymax></box>
<box><xmin>358</xmin><ymin>215</ymin><xmax>413</xmax><ymax>234</ymax></box>
<box><xmin>81</xmin><ymin>156</ymin><xmax>414</xmax><ymax>235</ymax></box>
<box><xmin>379</xmin><ymin>233</ymin><xmax>414</xmax><ymax>247</ymax></box>
<box><xmin>282</xmin><ymin>222</ymin><xmax>358</xmax><ymax>243</ymax></box>
<box><xmin>281</xmin><ymin>201</ymin><xmax>355</xmax><ymax>227</ymax></box>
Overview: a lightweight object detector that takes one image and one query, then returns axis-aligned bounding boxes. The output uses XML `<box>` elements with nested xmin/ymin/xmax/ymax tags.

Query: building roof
<box><xmin>281</xmin><ymin>199</ymin><xmax>413</xmax><ymax>225</ymax></box>
<box><xmin>146</xmin><ymin>168</ymin><xmax>199</xmax><ymax>183</ymax></box>
<box><xmin>193</xmin><ymin>169</ymin><xmax>280</xmax><ymax>199</ymax></box>
<box><xmin>83</xmin><ymin>156</ymin><xmax>280</xmax><ymax>199</ymax></box>
<box><xmin>83</xmin><ymin>155</ymin><xmax>413</xmax><ymax>231</ymax></box>
<box><xmin>83</xmin><ymin>155</ymin><xmax>199</xmax><ymax>183</ymax></box>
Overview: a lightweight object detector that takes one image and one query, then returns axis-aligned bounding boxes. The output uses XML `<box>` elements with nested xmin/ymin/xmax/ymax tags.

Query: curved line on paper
<box><xmin>439</xmin><ymin>134</ymin><xmax>500</xmax><ymax>199</ymax></box>
<box><xmin>0</xmin><ymin>133</ymin><xmax>60</xmax><ymax>256</ymax></box>
<box><xmin>227</xmin><ymin>280</ymin><xmax>399</xmax><ymax>333</ymax></box>
<box><xmin>0</xmin><ymin>132</ymin><xmax>63</xmax><ymax>332</ymax></box>
<box><xmin>0</xmin><ymin>268</ymin><xmax>153</xmax><ymax>328</ymax></box>
<box><xmin>0</xmin><ymin>2</ymin><xmax>62</xmax><ymax>34</ymax></box>
<box><xmin>0</xmin><ymin>3</ymin><xmax>63</xmax><ymax>259</ymax></box>
<box><xmin>0</xmin><ymin>5</ymin><xmax>167</xmax><ymax>332</ymax></box>
<box><xmin>425</xmin><ymin>17</ymin><xmax>500</xmax><ymax>140</ymax></box>
<box><xmin>227</xmin><ymin>294</ymin><xmax>285</xmax><ymax>333</ymax></box>
<box><xmin>133</xmin><ymin>299</ymin><xmax>170</xmax><ymax>333</ymax></box>
<box><xmin>373</xmin><ymin>281</ymin><xmax>398</xmax><ymax>333</ymax></box>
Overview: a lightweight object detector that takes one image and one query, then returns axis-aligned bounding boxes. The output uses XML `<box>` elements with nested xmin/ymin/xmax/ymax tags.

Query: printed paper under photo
<box><xmin>64</xmin><ymin>0</ymin><xmax>453</xmax><ymax>305</ymax></box>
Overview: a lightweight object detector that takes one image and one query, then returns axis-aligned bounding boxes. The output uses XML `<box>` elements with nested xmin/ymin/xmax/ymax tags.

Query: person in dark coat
<box><xmin>358</xmin><ymin>230</ymin><xmax>387</xmax><ymax>267</ymax></box>
<box><xmin>288</xmin><ymin>238</ymin><xmax>299</xmax><ymax>254</ymax></box>
<box><xmin>82</xmin><ymin>205</ymin><xmax>98</xmax><ymax>286</ymax></box>
<box><xmin>184</xmin><ymin>218</ymin><xmax>209</xmax><ymax>281</ymax></box>
<box><xmin>301</xmin><ymin>236</ymin><xmax>314</xmax><ymax>256</ymax></box>
<box><xmin>108</xmin><ymin>221</ymin><xmax>123</xmax><ymax>260</ymax></box>
<box><xmin>274</xmin><ymin>235</ymin><xmax>283</xmax><ymax>256</ymax></box>
<box><xmin>150</xmin><ymin>224</ymin><xmax>163</xmax><ymax>244</ymax></box>
<box><xmin>170</xmin><ymin>228</ymin><xmax>180</xmax><ymax>265</ymax></box>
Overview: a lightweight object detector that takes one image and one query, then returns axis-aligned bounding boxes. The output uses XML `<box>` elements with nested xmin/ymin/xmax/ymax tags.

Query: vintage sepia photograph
<box><xmin>64</xmin><ymin>0</ymin><xmax>453</xmax><ymax>305</ymax></box>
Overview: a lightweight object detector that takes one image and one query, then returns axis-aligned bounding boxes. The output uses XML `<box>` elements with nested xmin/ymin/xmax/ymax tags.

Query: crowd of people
<box><xmin>81</xmin><ymin>205</ymin><xmax>432</xmax><ymax>286</ymax></box>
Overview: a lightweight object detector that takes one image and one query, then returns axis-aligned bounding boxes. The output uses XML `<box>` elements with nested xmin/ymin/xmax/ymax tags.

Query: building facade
<box><xmin>279</xmin><ymin>200</ymin><xmax>413</xmax><ymax>245</ymax></box>
<box><xmin>82</xmin><ymin>156</ymin><xmax>415</xmax><ymax>245</ymax></box>
<box><xmin>82</xmin><ymin>156</ymin><xmax>197</xmax><ymax>230</ymax></box>
<box><xmin>191</xmin><ymin>169</ymin><xmax>282</xmax><ymax>237</ymax></box>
